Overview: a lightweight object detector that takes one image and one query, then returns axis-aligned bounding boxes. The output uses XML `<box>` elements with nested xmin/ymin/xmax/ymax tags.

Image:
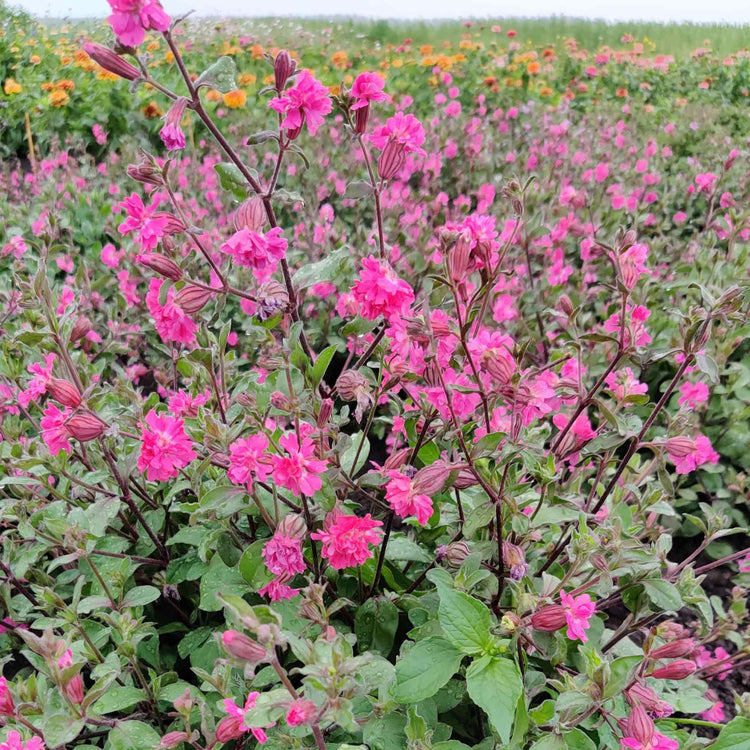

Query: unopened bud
<box><xmin>274</xmin><ymin>50</ymin><xmax>296</xmax><ymax>91</ymax></box>
<box><xmin>650</xmin><ymin>660</ymin><xmax>696</xmax><ymax>680</ymax></box>
<box><xmin>127</xmin><ymin>161</ymin><xmax>164</xmax><ymax>187</ymax></box>
<box><xmin>530</xmin><ymin>605</ymin><xmax>567</xmax><ymax>632</ymax></box>
<box><xmin>649</xmin><ymin>639</ymin><xmax>695</xmax><ymax>660</ymax></box>
<box><xmin>481</xmin><ymin>349</ymin><xmax>515</xmax><ymax>383</ymax></box>
<box><xmin>221</xmin><ymin>630</ymin><xmax>267</xmax><ymax>663</ymax></box>
<box><xmin>234</xmin><ymin>196</ymin><xmax>266</xmax><ymax>233</ymax></box>
<box><xmin>70</xmin><ymin>316</ymin><xmax>92</xmax><ymax>342</ymax></box>
<box><xmin>663</xmin><ymin>437</ymin><xmax>695</xmax><ymax>457</ymax></box>
<box><xmin>270</xmin><ymin>391</ymin><xmax>293</xmax><ymax>411</ymax></box>
<box><xmin>278</xmin><ymin>514</ymin><xmax>306</xmax><ymax>539</ymax></box>
<box><xmin>174</xmin><ymin>286</ymin><xmax>214</xmax><ymax>314</ymax></box>
<box><xmin>83</xmin><ymin>43</ymin><xmax>140</xmax><ymax>81</ymax></box>
<box><xmin>136</xmin><ymin>253</ymin><xmax>183</xmax><ymax>281</ymax></box>
<box><xmin>443</xmin><ymin>541</ymin><xmax>471</xmax><ymax>568</ymax></box>
<box><xmin>353</xmin><ymin>103</ymin><xmax>370</xmax><ymax>135</ymax></box>
<box><xmin>64</xmin><ymin>411</ymin><xmax>108</xmax><ymax>441</ymax></box>
<box><xmin>317</xmin><ymin>398</ymin><xmax>333</xmax><ymax>427</ymax></box>
<box><xmin>46</xmin><ymin>378</ymin><xmax>81</xmax><ymax>408</ymax></box>
<box><xmin>256</xmin><ymin>280</ymin><xmax>289</xmax><ymax>320</ymax></box>
<box><xmin>558</xmin><ymin>294</ymin><xmax>574</xmax><ymax>316</ymax></box>
<box><xmin>383</xmin><ymin>447</ymin><xmax>411</xmax><ymax>472</ymax></box>
<box><xmin>65</xmin><ymin>674</ymin><xmax>84</xmax><ymax>704</ymax></box>
<box><xmin>377</xmin><ymin>140</ymin><xmax>406</xmax><ymax>181</ymax></box>
<box><xmin>173</xmin><ymin>688</ymin><xmax>193</xmax><ymax>713</ymax></box>
<box><xmin>158</xmin><ymin>731</ymin><xmax>190</xmax><ymax>749</ymax></box>
<box><xmin>453</xmin><ymin>467</ymin><xmax>478</xmax><ymax>489</ymax></box>
<box><xmin>626</xmin><ymin>704</ymin><xmax>654</xmax><ymax>746</ymax></box>
<box><xmin>412</xmin><ymin>461</ymin><xmax>452</xmax><ymax>495</ymax></box>
<box><xmin>215</xmin><ymin>715</ymin><xmax>244</xmax><ymax>743</ymax></box>
<box><xmin>337</xmin><ymin>370</ymin><xmax>370</xmax><ymax>402</ymax></box>
<box><xmin>152</xmin><ymin>213</ymin><xmax>185</xmax><ymax>236</ymax></box>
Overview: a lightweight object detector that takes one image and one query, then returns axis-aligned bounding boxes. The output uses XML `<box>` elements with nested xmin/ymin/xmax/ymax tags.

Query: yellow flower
<box><xmin>30</xmin><ymin>55</ymin><xmax>40</xmax><ymax>64</ymax></box>
<box><xmin>223</xmin><ymin>89</ymin><xmax>247</xmax><ymax>108</ymax></box>
<box><xmin>539</xmin><ymin>86</ymin><xmax>553</xmax><ymax>96</ymax></box>
<box><xmin>48</xmin><ymin>90</ymin><xmax>69</xmax><ymax>107</ymax></box>
<box><xmin>165</xmin><ymin>50</ymin><xmax>175</xmax><ymax>64</ymax></box>
<box><xmin>4</xmin><ymin>78</ymin><xmax>22</xmax><ymax>94</ymax></box>
<box><xmin>391</xmin><ymin>59</ymin><xmax>402</xmax><ymax>69</ymax></box>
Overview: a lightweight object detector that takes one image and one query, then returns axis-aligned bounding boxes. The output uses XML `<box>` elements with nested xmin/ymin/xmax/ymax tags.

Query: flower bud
<box><xmin>152</xmin><ymin>213</ymin><xmax>185</xmax><ymax>236</ymax></box>
<box><xmin>626</xmin><ymin>704</ymin><xmax>654</xmax><ymax>746</ymax></box>
<box><xmin>234</xmin><ymin>196</ymin><xmax>266</xmax><ymax>233</ymax></box>
<box><xmin>377</xmin><ymin>140</ymin><xmax>406</xmax><ymax>181</ymax></box>
<box><xmin>70</xmin><ymin>316</ymin><xmax>92</xmax><ymax>343</ymax></box>
<box><xmin>383</xmin><ymin>447</ymin><xmax>411</xmax><ymax>472</ymax></box>
<box><xmin>503</xmin><ymin>541</ymin><xmax>528</xmax><ymax>580</ymax></box>
<box><xmin>558</xmin><ymin>294</ymin><xmax>574</xmax><ymax>316</ymax></box>
<box><xmin>317</xmin><ymin>398</ymin><xmax>333</xmax><ymax>428</ymax></box>
<box><xmin>353</xmin><ymin>103</ymin><xmax>370</xmax><ymax>135</ymax></box>
<box><xmin>530</xmin><ymin>605</ymin><xmax>567</xmax><ymax>632</ymax></box>
<box><xmin>626</xmin><ymin>683</ymin><xmax>674</xmax><ymax>717</ymax></box>
<box><xmin>286</xmin><ymin>698</ymin><xmax>317</xmax><ymax>727</ymax></box>
<box><xmin>65</xmin><ymin>673</ymin><xmax>84</xmax><ymax>704</ymax></box>
<box><xmin>649</xmin><ymin>639</ymin><xmax>695</xmax><ymax>660</ymax></box>
<box><xmin>0</xmin><ymin>676</ymin><xmax>15</xmax><ymax>715</ymax></box>
<box><xmin>663</xmin><ymin>437</ymin><xmax>695</xmax><ymax>457</ymax></box>
<box><xmin>412</xmin><ymin>461</ymin><xmax>452</xmax><ymax>495</ymax></box>
<box><xmin>274</xmin><ymin>50</ymin><xmax>296</xmax><ymax>91</ymax></box>
<box><xmin>278</xmin><ymin>513</ymin><xmax>306</xmax><ymax>539</ymax></box>
<box><xmin>221</xmin><ymin>630</ymin><xmax>267</xmax><ymax>663</ymax></box>
<box><xmin>256</xmin><ymin>280</ymin><xmax>289</xmax><ymax>320</ymax></box>
<box><xmin>270</xmin><ymin>391</ymin><xmax>293</xmax><ymax>411</ymax></box>
<box><xmin>500</xmin><ymin>612</ymin><xmax>521</xmax><ymax>631</ymax></box>
<box><xmin>443</xmin><ymin>541</ymin><xmax>471</xmax><ymax>568</ymax></box>
<box><xmin>158</xmin><ymin>731</ymin><xmax>190</xmax><ymax>749</ymax></box>
<box><xmin>650</xmin><ymin>660</ymin><xmax>697</xmax><ymax>680</ymax></box>
<box><xmin>174</xmin><ymin>286</ymin><xmax>214</xmax><ymax>314</ymax></box>
<box><xmin>656</xmin><ymin>621</ymin><xmax>688</xmax><ymax>640</ymax></box>
<box><xmin>337</xmin><ymin>370</ymin><xmax>370</xmax><ymax>402</ymax></box>
<box><xmin>481</xmin><ymin>349</ymin><xmax>515</xmax><ymax>383</ymax></box>
<box><xmin>215</xmin><ymin>715</ymin><xmax>244</xmax><ymax>743</ymax></box>
<box><xmin>83</xmin><ymin>43</ymin><xmax>140</xmax><ymax>81</ymax></box>
<box><xmin>447</xmin><ymin>233</ymin><xmax>472</xmax><ymax>284</ymax></box>
<box><xmin>453</xmin><ymin>467</ymin><xmax>478</xmax><ymax>489</ymax></box>
<box><xmin>127</xmin><ymin>161</ymin><xmax>164</xmax><ymax>187</ymax></box>
<box><xmin>173</xmin><ymin>688</ymin><xmax>193</xmax><ymax>713</ymax></box>
<box><xmin>46</xmin><ymin>378</ymin><xmax>81</xmax><ymax>408</ymax></box>
<box><xmin>64</xmin><ymin>412</ymin><xmax>108</xmax><ymax>441</ymax></box>
<box><xmin>136</xmin><ymin>253</ymin><xmax>183</xmax><ymax>281</ymax></box>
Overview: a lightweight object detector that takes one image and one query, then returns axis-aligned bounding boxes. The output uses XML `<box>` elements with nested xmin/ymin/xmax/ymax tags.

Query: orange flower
<box><xmin>4</xmin><ymin>78</ymin><xmax>22</xmax><ymax>94</ymax></box>
<box><xmin>420</xmin><ymin>44</ymin><xmax>433</xmax><ymax>56</ymax></box>
<box><xmin>527</xmin><ymin>61</ymin><xmax>541</xmax><ymax>75</ymax></box>
<box><xmin>331</xmin><ymin>50</ymin><xmax>348</xmax><ymax>69</ymax></box>
<box><xmin>238</xmin><ymin>73</ymin><xmax>257</xmax><ymax>86</ymax></box>
<box><xmin>48</xmin><ymin>90</ymin><xmax>69</xmax><ymax>107</ymax></box>
<box><xmin>56</xmin><ymin>79</ymin><xmax>75</xmax><ymax>91</ymax></box>
<box><xmin>251</xmin><ymin>44</ymin><xmax>264</xmax><ymax>60</ymax></box>
<box><xmin>205</xmin><ymin>89</ymin><xmax>222</xmax><ymax>102</ymax></box>
<box><xmin>616</xmin><ymin>87</ymin><xmax>628</xmax><ymax>97</ymax></box>
<box><xmin>30</xmin><ymin>55</ymin><xmax>40</xmax><ymax>64</ymax></box>
<box><xmin>223</xmin><ymin>89</ymin><xmax>247</xmax><ymax>108</ymax></box>
<box><xmin>142</xmin><ymin>101</ymin><xmax>162</xmax><ymax>118</ymax></box>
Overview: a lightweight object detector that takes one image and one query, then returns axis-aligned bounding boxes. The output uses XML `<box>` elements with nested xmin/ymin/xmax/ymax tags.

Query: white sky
<box><xmin>14</xmin><ymin>0</ymin><xmax>750</xmax><ymax>22</ymax></box>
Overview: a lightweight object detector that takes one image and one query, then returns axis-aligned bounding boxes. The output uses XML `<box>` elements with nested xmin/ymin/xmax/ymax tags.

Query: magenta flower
<box><xmin>559</xmin><ymin>591</ymin><xmax>596</xmax><ymax>642</ymax></box>
<box><xmin>286</xmin><ymin>698</ymin><xmax>317</xmax><ymax>727</ymax></box>
<box><xmin>351</xmin><ymin>255</ymin><xmax>415</xmax><ymax>322</ymax></box>
<box><xmin>385</xmin><ymin>470</ymin><xmax>434</xmax><ymax>525</ymax></box>
<box><xmin>262</xmin><ymin>532</ymin><xmax>305</xmax><ymax>577</ymax></box>
<box><xmin>146</xmin><ymin>278</ymin><xmax>198</xmax><ymax>345</ymax></box>
<box><xmin>117</xmin><ymin>193</ymin><xmax>168</xmax><ymax>251</ymax></box>
<box><xmin>0</xmin><ymin>731</ymin><xmax>46</xmax><ymax>750</ymax></box>
<box><xmin>311</xmin><ymin>511</ymin><xmax>383</xmax><ymax>569</ymax></box>
<box><xmin>220</xmin><ymin>227</ymin><xmax>288</xmax><ymax>284</ymax></box>
<box><xmin>370</xmin><ymin>111</ymin><xmax>426</xmax><ymax>156</ymax></box>
<box><xmin>677</xmin><ymin>381</ymin><xmax>709</xmax><ymax>409</ymax></box>
<box><xmin>258</xmin><ymin>576</ymin><xmax>299</xmax><ymax>601</ymax></box>
<box><xmin>618</xmin><ymin>242</ymin><xmax>650</xmax><ymax>289</ymax></box>
<box><xmin>0</xmin><ymin>675</ymin><xmax>15</xmax><ymax>716</ymax></box>
<box><xmin>620</xmin><ymin>734</ymin><xmax>678</xmax><ymax>750</ymax></box>
<box><xmin>270</xmin><ymin>428</ymin><xmax>327</xmax><ymax>497</ymax></box>
<box><xmin>668</xmin><ymin>434</ymin><xmax>719</xmax><ymax>475</ymax></box>
<box><xmin>269</xmin><ymin>70</ymin><xmax>332</xmax><ymax>137</ymax></box>
<box><xmin>218</xmin><ymin>693</ymin><xmax>271</xmax><ymax>744</ymax></box>
<box><xmin>41</xmin><ymin>403</ymin><xmax>72</xmax><ymax>456</ymax></box>
<box><xmin>605</xmin><ymin>368</ymin><xmax>648</xmax><ymax>402</ymax></box>
<box><xmin>106</xmin><ymin>0</ymin><xmax>170</xmax><ymax>48</ymax></box>
<box><xmin>19</xmin><ymin>353</ymin><xmax>56</xmax><ymax>409</ymax></box>
<box><xmin>137</xmin><ymin>410</ymin><xmax>196</xmax><ymax>482</ymax></box>
<box><xmin>351</xmin><ymin>72</ymin><xmax>388</xmax><ymax>109</ymax></box>
<box><xmin>227</xmin><ymin>434</ymin><xmax>272</xmax><ymax>490</ymax></box>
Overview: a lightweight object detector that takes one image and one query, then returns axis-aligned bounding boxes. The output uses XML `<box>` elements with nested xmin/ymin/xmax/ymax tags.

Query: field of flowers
<box><xmin>1</xmin><ymin>3</ymin><xmax>749</xmax><ymax>750</ymax></box>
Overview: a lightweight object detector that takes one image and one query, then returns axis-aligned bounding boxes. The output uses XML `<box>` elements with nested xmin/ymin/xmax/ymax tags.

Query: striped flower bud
<box><xmin>663</xmin><ymin>437</ymin><xmax>695</xmax><ymax>457</ymax></box>
<box><xmin>274</xmin><ymin>50</ymin><xmax>296</xmax><ymax>92</ymax></box>
<box><xmin>83</xmin><ymin>43</ymin><xmax>140</xmax><ymax>81</ymax></box>
<box><xmin>64</xmin><ymin>412</ymin><xmax>108</xmax><ymax>441</ymax></box>
<box><xmin>626</xmin><ymin>704</ymin><xmax>654</xmax><ymax>746</ymax></box>
<box><xmin>46</xmin><ymin>378</ymin><xmax>81</xmax><ymax>408</ymax></box>
<box><xmin>136</xmin><ymin>253</ymin><xmax>183</xmax><ymax>281</ymax></box>
<box><xmin>530</xmin><ymin>605</ymin><xmax>567</xmax><ymax>632</ymax></box>
<box><xmin>649</xmin><ymin>639</ymin><xmax>695</xmax><ymax>660</ymax></box>
<box><xmin>221</xmin><ymin>630</ymin><xmax>267</xmax><ymax>663</ymax></box>
<box><xmin>650</xmin><ymin>660</ymin><xmax>697</xmax><ymax>680</ymax></box>
<box><xmin>377</xmin><ymin>140</ymin><xmax>406</xmax><ymax>181</ymax></box>
<box><xmin>234</xmin><ymin>196</ymin><xmax>266</xmax><ymax>233</ymax></box>
<box><xmin>412</xmin><ymin>461</ymin><xmax>452</xmax><ymax>496</ymax></box>
<box><xmin>174</xmin><ymin>286</ymin><xmax>214</xmax><ymax>314</ymax></box>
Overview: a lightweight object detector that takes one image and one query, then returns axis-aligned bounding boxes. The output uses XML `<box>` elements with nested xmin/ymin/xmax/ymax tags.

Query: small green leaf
<box><xmin>344</xmin><ymin>179</ymin><xmax>375</xmax><ymax>199</ymax></box>
<box><xmin>121</xmin><ymin>586</ymin><xmax>161</xmax><ymax>608</ymax></box>
<box><xmin>195</xmin><ymin>56</ymin><xmax>237</xmax><ymax>92</ymax></box>
<box><xmin>466</xmin><ymin>655</ymin><xmax>523</xmax><ymax>744</ymax></box>
<box><xmin>42</xmin><ymin>713</ymin><xmax>85</xmax><ymax>747</ymax></box>
<box><xmin>214</xmin><ymin>162</ymin><xmax>250</xmax><ymax>200</ymax></box>
<box><xmin>92</xmin><ymin>687</ymin><xmax>146</xmax><ymax>714</ymax></box>
<box><xmin>355</xmin><ymin>597</ymin><xmax>399</xmax><ymax>657</ymax></box>
<box><xmin>393</xmin><ymin>637</ymin><xmax>464</xmax><ymax>703</ymax></box>
<box><xmin>109</xmin><ymin>720</ymin><xmax>162</xmax><ymax>750</ymax></box>
<box><xmin>310</xmin><ymin>344</ymin><xmax>338</xmax><ymax>387</ymax></box>
<box><xmin>437</xmin><ymin>586</ymin><xmax>494</xmax><ymax>655</ymax></box>
<box><xmin>199</xmin><ymin>554</ymin><xmax>249</xmax><ymax>612</ymax></box>
<box><xmin>710</xmin><ymin>717</ymin><xmax>750</xmax><ymax>749</ymax></box>
<box><xmin>292</xmin><ymin>246</ymin><xmax>352</xmax><ymax>290</ymax></box>
<box><xmin>643</xmin><ymin>579</ymin><xmax>682</xmax><ymax>611</ymax></box>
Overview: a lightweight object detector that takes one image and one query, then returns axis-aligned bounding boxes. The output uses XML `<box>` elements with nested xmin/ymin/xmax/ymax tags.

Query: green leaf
<box><xmin>239</xmin><ymin>540</ymin><xmax>274</xmax><ymax>588</ymax></box>
<box><xmin>177</xmin><ymin>626</ymin><xmax>214</xmax><ymax>659</ymax></box>
<box><xmin>292</xmin><ymin>246</ymin><xmax>352</xmax><ymax>290</ymax></box>
<box><xmin>393</xmin><ymin>637</ymin><xmax>464</xmax><ymax>703</ymax></box>
<box><xmin>342</xmin><ymin>432</ymin><xmax>370</xmax><ymax>475</ymax></box>
<box><xmin>710</xmin><ymin>717</ymin><xmax>750</xmax><ymax>749</ymax></box>
<box><xmin>195</xmin><ymin>56</ymin><xmax>237</xmax><ymax>92</ymax></box>
<box><xmin>603</xmin><ymin>655</ymin><xmax>643</xmax><ymax>699</ymax></box>
<box><xmin>465</xmin><ymin>655</ymin><xmax>523</xmax><ymax>744</ymax></box>
<box><xmin>386</xmin><ymin>535</ymin><xmax>432</xmax><ymax>563</ymax></box>
<box><xmin>121</xmin><ymin>586</ymin><xmax>161</xmax><ymax>608</ymax></box>
<box><xmin>355</xmin><ymin>597</ymin><xmax>399</xmax><ymax>657</ymax></box>
<box><xmin>565</xmin><ymin>728</ymin><xmax>597</xmax><ymax>750</ymax></box>
<box><xmin>344</xmin><ymin>179</ymin><xmax>375</xmax><ymax>199</ymax></box>
<box><xmin>199</xmin><ymin>554</ymin><xmax>249</xmax><ymax>612</ymax></box>
<box><xmin>437</xmin><ymin>586</ymin><xmax>494</xmax><ymax>655</ymax></box>
<box><xmin>643</xmin><ymin>579</ymin><xmax>682</xmax><ymax>611</ymax></box>
<box><xmin>42</xmin><ymin>713</ymin><xmax>85</xmax><ymax>747</ymax></box>
<box><xmin>109</xmin><ymin>720</ymin><xmax>162</xmax><ymax>750</ymax></box>
<box><xmin>214</xmin><ymin>162</ymin><xmax>249</xmax><ymax>200</ymax></box>
<box><xmin>199</xmin><ymin>484</ymin><xmax>247</xmax><ymax>518</ymax></box>
<box><xmin>310</xmin><ymin>344</ymin><xmax>337</xmax><ymax>387</ymax></box>
<box><xmin>530</xmin><ymin>736</ymin><xmax>566</xmax><ymax>750</ymax></box>
<box><xmin>91</xmin><ymin>687</ymin><xmax>146</xmax><ymax>714</ymax></box>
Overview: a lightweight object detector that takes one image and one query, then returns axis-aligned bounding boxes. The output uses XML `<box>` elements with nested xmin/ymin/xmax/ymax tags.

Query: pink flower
<box><xmin>270</xmin><ymin>428</ymin><xmax>327</xmax><ymax>497</ymax></box>
<box><xmin>19</xmin><ymin>353</ymin><xmax>56</xmax><ymax>408</ymax></box>
<box><xmin>228</xmin><ymin>434</ymin><xmax>272</xmax><ymax>490</ymax></box>
<box><xmin>146</xmin><ymin>278</ymin><xmax>198</xmax><ymax>345</ymax></box>
<box><xmin>137</xmin><ymin>410</ymin><xmax>196</xmax><ymax>481</ymax></box>
<box><xmin>351</xmin><ymin>72</ymin><xmax>387</xmax><ymax>109</ymax></box>
<box><xmin>0</xmin><ymin>675</ymin><xmax>15</xmax><ymax>715</ymax></box>
<box><xmin>106</xmin><ymin>0</ymin><xmax>170</xmax><ymax>47</ymax></box>
<box><xmin>618</xmin><ymin>243</ymin><xmax>650</xmax><ymax>289</ymax></box>
<box><xmin>220</xmin><ymin>227</ymin><xmax>288</xmax><ymax>283</ymax></box>
<box><xmin>605</xmin><ymin>368</ymin><xmax>648</xmax><ymax>401</ymax></box>
<box><xmin>269</xmin><ymin>70</ymin><xmax>332</xmax><ymax>136</ymax></box>
<box><xmin>0</xmin><ymin>731</ymin><xmax>46</xmax><ymax>750</ymax></box>
<box><xmin>159</xmin><ymin>98</ymin><xmax>189</xmax><ymax>151</ymax></box>
<box><xmin>286</xmin><ymin>699</ymin><xmax>317</xmax><ymax>726</ymax></box>
<box><xmin>117</xmin><ymin>193</ymin><xmax>167</xmax><ymax>251</ymax></box>
<box><xmin>219</xmin><ymin>693</ymin><xmax>272</xmax><ymax>744</ymax></box>
<box><xmin>700</xmin><ymin>701</ymin><xmax>724</xmax><ymax>722</ymax></box>
<box><xmin>312</xmin><ymin>511</ymin><xmax>383</xmax><ymax>569</ymax></box>
<box><xmin>694</xmin><ymin>172</ymin><xmax>718</xmax><ymax>194</ymax></box>
<box><xmin>678</xmin><ymin>381</ymin><xmax>709</xmax><ymax>408</ymax></box>
<box><xmin>739</xmin><ymin>552</ymin><xmax>750</xmax><ymax>572</ymax></box>
<box><xmin>620</xmin><ymin>734</ymin><xmax>678</xmax><ymax>750</ymax></box>
<box><xmin>604</xmin><ymin>305</ymin><xmax>652</xmax><ymax>347</ymax></box>
<box><xmin>370</xmin><ymin>111</ymin><xmax>426</xmax><ymax>156</ymax></box>
<box><xmin>168</xmin><ymin>390</ymin><xmax>209</xmax><ymax>418</ymax></box>
<box><xmin>385</xmin><ymin>470</ymin><xmax>433</xmax><ymax>525</ymax></box>
<box><xmin>263</xmin><ymin>533</ymin><xmax>305</xmax><ymax>577</ymax></box>
<box><xmin>351</xmin><ymin>255</ymin><xmax>415</xmax><ymax>322</ymax></box>
<box><xmin>41</xmin><ymin>403</ymin><xmax>72</xmax><ymax>456</ymax></box>
<box><xmin>559</xmin><ymin>591</ymin><xmax>596</xmax><ymax>642</ymax></box>
<box><xmin>258</xmin><ymin>576</ymin><xmax>299</xmax><ymax>601</ymax></box>
<box><xmin>668</xmin><ymin>434</ymin><xmax>719</xmax><ymax>475</ymax></box>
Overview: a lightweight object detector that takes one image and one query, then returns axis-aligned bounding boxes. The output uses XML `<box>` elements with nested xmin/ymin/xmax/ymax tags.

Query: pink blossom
<box><xmin>220</xmin><ymin>227</ymin><xmax>288</xmax><ymax>283</ymax></box>
<box><xmin>618</xmin><ymin>243</ymin><xmax>650</xmax><ymax>289</ymax></box>
<box><xmin>668</xmin><ymin>434</ymin><xmax>719</xmax><ymax>475</ymax></box>
<box><xmin>694</xmin><ymin>172</ymin><xmax>718</xmax><ymax>194</ymax></box>
<box><xmin>137</xmin><ymin>410</ymin><xmax>196</xmax><ymax>481</ymax></box>
<box><xmin>385</xmin><ymin>470</ymin><xmax>434</xmax><ymax>525</ymax></box>
<box><xmin>678</xmin><ymin>381</ymin><xmax>709</xmax><ymax>408</ymax></box>
<box><xmin>351</xmin><ymin>255</ymin><xmax>415</xmax><ymax>322</ymax></box>
<box><xmin>19</xmin><ymin>353</ymin><xmax>56</xmax><ymax>409</ymax></box>
<box><xmin>41</xmin><ymin>403</ymin><xmax>72</xmax><ymax>456</ymax></box>
<box><xmin>370</xmin><ymin>111</ymin><xmax>426</xmax><ymax>156</ymax></box>
<box><xmin>604</xmin><ymin>305</ymin><xmax>652</xmax><ymax>347</ymax></box>
<box><xmin>220</xmin><ymin>693</ymin><xmax>271</xmax><ymax>744</ymax></box>
<box><xmin>117</xmin><ymin>193</ymin><xmax>167</xmax><ymax>251</ymax></box>
<box><xmin>228</xmin><ymin>434</ymin><xmax>272</xmax><ymax>490</ymax></box>
<box><xmin>0</xmin><ymin>731</ymin><xmax>46</xmax><ymax>750</ymax></box>
<box><xmin>168</xmin><ymin>390</ymin><xmax>209</xmax><ymax>418</ymax></box>
<box><xmin>700</xmin><ymin>701</ymin><xmax>724</xmax><ymax>722</ymax></box>
<box><xmin>0</xmin><ymin>675</ymin><xmax>15</xmax><ymax>715</ymax></box>
<box><xmin>559</xmin><ymin>591</ymin><xmax>596</xmax><ymax>642</ymax></box>
<box><xmin>351</xmin><ymin>72</ymin><xmax>387</xmax><ymax>109</ymax></box>
<box><xmin>620</xmin><ymin>734</ymin><xmax>678</xmax><ymax>750</ymax></box>
<box><xmin>146</xmin><ymin>278</ymin><xmax>198</xmax><ymax>345</ymax></box>
<box><xmin>263</xmin><ymin>533</ymin><xmax>306</xmax><ymax>577</ymax></box>
<box><xmin>258</xmin><ymin>576</ymin><xmax>299</xmax><ymax>601</ymax></box>
<box><xmin>286</xmin><ymin>698</ymin><xmax>317</xmax><ymax>726</ymax></box>
<box><xmin>106</xmin><ymin>0</ymin><xmax>170</xmax><ymax>47</ymax></box>
<box><xmin>270</xmin><ymin>428</ymin><xmax>327</xmax><ymax>497</ymax></box>
<box><xmin>605</xmin><ymin>368</ymin><xmax>648</xmax><ymax>401</ymax></box>
<box><xmin>269</xmin><ymin>70</ymin><xmax>332</xmax><ymax>136</ymax></box>
<box><xmin>311</xmin><ymin>511</ymin><xmax>383</xmax><ymax>569</ymax></box>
